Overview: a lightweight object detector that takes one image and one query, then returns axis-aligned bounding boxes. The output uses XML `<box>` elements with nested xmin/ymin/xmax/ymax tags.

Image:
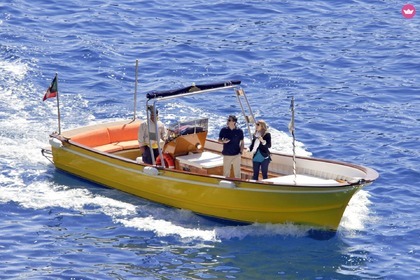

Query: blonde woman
<box><xmin>249</xmin><ymin>120</ymin><xmax>271</xmax><ymax>180</ymax></box>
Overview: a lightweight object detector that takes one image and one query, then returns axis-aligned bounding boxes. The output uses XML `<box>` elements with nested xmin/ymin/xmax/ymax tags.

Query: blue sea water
<box><xmin>1</xmin><ymin>0</ymin><xmax>419</xmax><ymax>279</ymax></box>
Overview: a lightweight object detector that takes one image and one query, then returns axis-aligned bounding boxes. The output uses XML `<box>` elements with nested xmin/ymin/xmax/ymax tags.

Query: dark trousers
<box><xmin>252</xmin><ymin>158</ymin><xmax>270</xmax><ymax>180</ymax></box>
<box><xmin>142</xmin><ymin>146</ymin><xmax>159</xmax><ymax>165</ymax></box>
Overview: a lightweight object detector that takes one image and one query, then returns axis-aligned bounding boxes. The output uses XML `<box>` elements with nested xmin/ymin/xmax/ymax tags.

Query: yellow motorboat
<box><xmin>42</xmin><ymin>80</ymin><xmax>378</xmax><ymax>231</ymax></box>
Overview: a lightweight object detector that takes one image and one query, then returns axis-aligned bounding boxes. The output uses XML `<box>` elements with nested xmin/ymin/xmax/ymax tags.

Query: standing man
<box><xmin>138</xmin><ymin>106</ymin><xmax>167</xmax><ymax>164</ymax></box>
<box><xmin>218</xmin><ymin>115</ymin><xmax>244</xmax><ymax>178</ymax></box>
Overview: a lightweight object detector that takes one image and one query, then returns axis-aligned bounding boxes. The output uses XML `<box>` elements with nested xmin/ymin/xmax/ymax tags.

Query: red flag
<box><xmin>43</xmin><ymin>75</ymin><xmax>58</xmax><ymax>101</ymax></box>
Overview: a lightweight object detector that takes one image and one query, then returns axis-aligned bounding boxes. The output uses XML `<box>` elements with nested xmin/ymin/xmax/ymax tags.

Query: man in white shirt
<box><xmin>138</xmin><ymin>107</ymin><xmax>167</xmax><ymax>164</ymax></box>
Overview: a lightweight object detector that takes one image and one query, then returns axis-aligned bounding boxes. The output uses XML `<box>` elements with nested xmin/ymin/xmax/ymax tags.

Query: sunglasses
<box><xmin>228</xmin><ymin>119</ymin><xmax>235</xmax><ymax>122</ymax></box>
<box><xmin>256</xmin><ymin>123</ymin><xmax>260</xmax><ymax>126</ymax></box>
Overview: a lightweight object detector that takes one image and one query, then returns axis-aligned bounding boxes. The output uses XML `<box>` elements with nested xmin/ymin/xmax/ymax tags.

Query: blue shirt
<box><xmin>219</xmin><ymin>126</ymin><xmax>244</xmax><ymax>156</ymax></box>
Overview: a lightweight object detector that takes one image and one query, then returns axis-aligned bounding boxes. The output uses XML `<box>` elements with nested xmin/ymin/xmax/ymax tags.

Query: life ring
<box><xmin>156</xmin><ymin>153</ymin><xmax>175</xmax><ymax>169</ymax></box>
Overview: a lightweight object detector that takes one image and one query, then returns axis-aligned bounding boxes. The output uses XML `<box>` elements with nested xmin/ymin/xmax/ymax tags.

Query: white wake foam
<box><xmin>339</xmin><ymin>190</ymin><xmax>372</xmax><ymax>233</ymax></box>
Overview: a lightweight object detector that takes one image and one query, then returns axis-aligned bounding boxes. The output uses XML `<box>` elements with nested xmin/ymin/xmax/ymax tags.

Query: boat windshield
<box><xmin>167</xmin><ymin>118</ymin><xmax>208</xmax><ymax>140</ymax></box>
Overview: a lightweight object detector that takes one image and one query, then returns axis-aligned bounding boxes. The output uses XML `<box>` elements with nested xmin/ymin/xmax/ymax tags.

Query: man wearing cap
<box><xmin>138</xmin><ymin>107</ymin><xmax>167</xmax><ymax>164</ymax></box>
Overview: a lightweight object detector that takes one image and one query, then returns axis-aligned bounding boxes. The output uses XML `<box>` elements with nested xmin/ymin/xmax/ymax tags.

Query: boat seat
<box><xmin>70</xmin><ymin>128</ymin><xmax>111</xmax><ymax>147</ymax></box>
<box><xmin>176</xmin><ymin>151</ymin><xmax>223</xmax><ymax>169</ymax></box>
<box><xmin>70</xmin><ymin>122</ymin><xmax>141</xmax><ymax>153</ymax></box>
<box><xmin>263</xmin><ymin>174</ymin><xmax>346</xmax><ymax>186</ymax></box>
<box><xmin>94</xmin><ymin>143</ymin><xmax>124</xmax><ymax>153</ymax></box>
<box><xmin>107</xmin><ymin>123</ymin><xmax>139</xmax><ymax>143</ymax></box>
<box><xmin>114</xmin><ymin>140</ymin><xmax>140</xmax><ymax>150</ymax></box>
<box><xmin>94</xmin><ymin>140</ymin><xmax>140</xmax><ymax>153</ymax></box>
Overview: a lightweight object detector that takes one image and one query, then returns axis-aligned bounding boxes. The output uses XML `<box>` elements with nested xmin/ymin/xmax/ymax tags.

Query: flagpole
<box><xmin>55</xmin><ymin>73</ymin><xmax>61</xmax><ymax>134</ymax></box>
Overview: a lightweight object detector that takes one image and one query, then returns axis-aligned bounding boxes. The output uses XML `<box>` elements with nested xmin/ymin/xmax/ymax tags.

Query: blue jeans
<box><xmin>252</xmin><ymin>158</ymin><xmax>270</xmax><ymax>180</ymax></box>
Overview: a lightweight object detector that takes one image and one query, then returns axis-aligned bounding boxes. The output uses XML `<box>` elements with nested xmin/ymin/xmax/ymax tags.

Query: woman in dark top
<box><xmin>249</xmin><ymin>120</ymin><xmax>271</xmax><ymax>180</ymax></box>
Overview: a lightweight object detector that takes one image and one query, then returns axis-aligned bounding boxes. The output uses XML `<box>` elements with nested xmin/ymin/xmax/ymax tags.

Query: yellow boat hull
<box><xmin>50</xmin><ymin>142</ymin><xmax>363</xmax><ymax>230</ymax></box>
